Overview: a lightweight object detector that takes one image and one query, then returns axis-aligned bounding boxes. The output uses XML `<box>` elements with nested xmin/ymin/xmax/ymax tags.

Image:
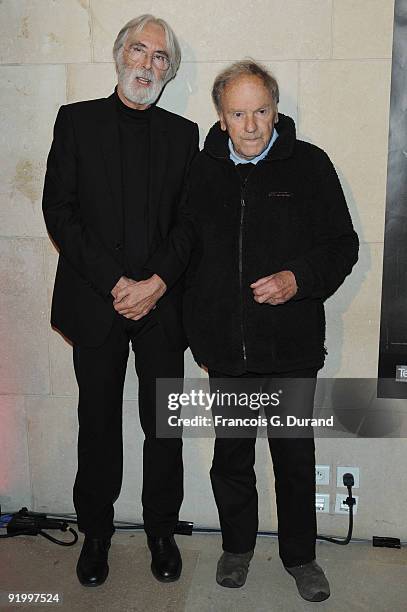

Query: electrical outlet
<box><xmin>316</xmin><ymin>494</ymin><xmax>329</xmax><ymax>513</ymax></box>
<box><xmin>336</xmin><ymin>466</ymin><xmax>359</xmax><ymax>488</ymax></box>
<box><xmin>315</xmin><ymin>465</ymin><xmax>330</xmax><ymax>485</ymax></box>
<box><xmin>335</xmin><ymin>493</ymin><xmax>359</xmax><ymax>515</ymax></box>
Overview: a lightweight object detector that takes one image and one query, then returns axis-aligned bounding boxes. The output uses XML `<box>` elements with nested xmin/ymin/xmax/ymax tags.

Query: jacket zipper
<box><xmin>206</xmin><ymin>139</ymin><xmax>286</xmax><ymax>369</ymax></box>
<box><xmin>239</xmin><ymin>195</ymin><xmax>247</xmax><ymax>364</ymax></box>
<box><xmin>239</xmin><ymin>177</ymin><xmax>248</xmax><ymax>367</ymax></box>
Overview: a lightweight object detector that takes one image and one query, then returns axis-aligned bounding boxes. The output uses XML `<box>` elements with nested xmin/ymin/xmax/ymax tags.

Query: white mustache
<box><xmin>129</xmin><ymin>67</ymin><xmax>157</xmax><ymax>83</ymax></box>
<box><xmin>117</xmin><ymin>56</ymin><xmax>165</xmax><ymax>105</ymax></box>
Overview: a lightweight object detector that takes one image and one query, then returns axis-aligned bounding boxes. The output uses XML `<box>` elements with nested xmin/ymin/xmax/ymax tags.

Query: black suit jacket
<box><xmin>43</xmin><ymin>92</ymin><xmax>199</xmax><ymax>348</ymax></box>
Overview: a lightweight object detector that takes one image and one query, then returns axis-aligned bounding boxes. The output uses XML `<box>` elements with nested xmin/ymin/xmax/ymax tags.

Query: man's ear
<box><xmin>219</xmin><ymin>113</ymin><xmax>227</xmax><ymax>131</ymax></box>
<box><xmin>274</xmin><ymin>110</ymin><xmax>279</xmax><ymax>124</ymax></box>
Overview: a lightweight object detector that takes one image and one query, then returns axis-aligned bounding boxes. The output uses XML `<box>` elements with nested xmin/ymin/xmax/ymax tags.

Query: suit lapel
<box><xmin>148</xmin><ymin>107</ymin><xmax>169</xmax><ymax>246</ymax></box>
<box><xmin>98</xmin><ymin>93</ymin><xmax>123</xmax><ymax>234</ymax></box>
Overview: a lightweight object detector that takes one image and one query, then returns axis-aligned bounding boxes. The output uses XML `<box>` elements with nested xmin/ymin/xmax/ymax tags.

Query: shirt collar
<box><xmin>228</xmin><ymin>128</ymin><xmax>279</xmax><ymax>165</ymax></box>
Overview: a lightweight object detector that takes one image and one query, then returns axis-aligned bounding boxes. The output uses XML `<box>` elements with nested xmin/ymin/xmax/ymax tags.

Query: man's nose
<box><xmin>141</xmin><ymin>53</ymin><xmax>153</xmax><ymax>70</ymax></box>
<box><xmin>244</xmin><ymin>115</ymin><xmax>257</xmax><ymax>133</ymax></box>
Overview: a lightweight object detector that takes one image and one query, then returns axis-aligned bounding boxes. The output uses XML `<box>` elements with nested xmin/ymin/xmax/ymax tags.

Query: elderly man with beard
<box><xmin>42</xmin><ymin>15</ymin><xmax>198</xmax><ymax>587</ymax></box>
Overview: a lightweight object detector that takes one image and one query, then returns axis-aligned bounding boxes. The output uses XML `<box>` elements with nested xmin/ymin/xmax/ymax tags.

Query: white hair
<box><xmin>113</xmin><ymin>14</ymin><xmax>181</xmax><ymax>85</ymax></box>
<box><xmin>212</xmin><ymin>59</ymin><xmax>279</xmax><ymax>113</ymax></box>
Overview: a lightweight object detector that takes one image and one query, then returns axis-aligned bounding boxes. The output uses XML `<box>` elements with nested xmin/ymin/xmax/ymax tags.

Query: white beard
<box><xmin>117</xmin><ymin>63</ymin><xmax>165</xmax><ymax>106</ymax></box>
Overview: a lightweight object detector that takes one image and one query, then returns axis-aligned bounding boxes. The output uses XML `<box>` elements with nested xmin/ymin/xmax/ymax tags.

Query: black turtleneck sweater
<box><xmin>115</xmin><ymin>91</ymin><xmax>152</xmax><ymax>278</ymax></box>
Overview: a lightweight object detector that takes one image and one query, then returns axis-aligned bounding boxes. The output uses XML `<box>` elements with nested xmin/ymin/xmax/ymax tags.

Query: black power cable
<box><xmin>0</xmin><ymin>508</ymin><xmax>78</xmax><ymax>546</ymax></box>
<box><xmin>43</xmin><ymin>475</ymin><xmax>358</xmax><ymax>545</ymax></box>
<box><xmin>317</xmin><ymin>473</ymin><xmax>356</xmax><ymax>545</ymax></box>
<box><xmin>3</xmin><ymin>474</ymin><xmax>400</xmax><ymax>548</ymax></box>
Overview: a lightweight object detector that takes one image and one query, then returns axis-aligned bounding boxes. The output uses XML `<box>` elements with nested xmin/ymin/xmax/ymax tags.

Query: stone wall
<box><xmin>1</xmin><ymin>0</ymin><xmax>405</xmax><ymax>539</ymax></box>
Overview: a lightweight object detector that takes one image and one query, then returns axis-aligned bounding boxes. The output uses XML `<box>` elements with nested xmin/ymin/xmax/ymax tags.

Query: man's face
<box><xmin>117</xmin><ymin>22</ymin><xmax>169</xmax><ymax>108</ymax></box>
<box><xmin>219</xmin><ymin>75</ymin><xmax>278</xmax><ymax>160</ymax></box>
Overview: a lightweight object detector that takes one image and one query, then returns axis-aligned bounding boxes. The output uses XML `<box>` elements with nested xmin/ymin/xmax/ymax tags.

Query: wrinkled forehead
<box><xmin>125</xmin><ymin>22</ymin><xmax>167</xmax><ymax>51</ymax></box>
<box><xmin>221</xmin><ymin>75</ymin><xmax>274</xmax><ymax>111</ymax></box>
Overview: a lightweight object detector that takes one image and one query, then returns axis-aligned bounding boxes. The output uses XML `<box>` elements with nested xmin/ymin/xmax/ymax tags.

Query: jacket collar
<box><xmin>203</xmin><ymin>112</ymin><xmax>296</xmax><ymax>162</ymax></box>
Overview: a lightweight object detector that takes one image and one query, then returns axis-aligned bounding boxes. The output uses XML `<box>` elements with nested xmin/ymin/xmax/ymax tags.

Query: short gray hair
<box><xmin>212</xmin><ymin>60</ymin><xmax>279</xmax><ymax>113</ymax></box>
<box><xmin>113</xmin><ymin>14</ymin><xmax>181</xmax><ymax>84</ymax></box>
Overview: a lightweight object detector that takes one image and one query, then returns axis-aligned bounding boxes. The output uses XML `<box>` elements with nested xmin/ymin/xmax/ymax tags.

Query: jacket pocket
<box><xmin>268</xmin><ymin>191</ymin><xmax>293</xmax><ymax>198</ymax></box>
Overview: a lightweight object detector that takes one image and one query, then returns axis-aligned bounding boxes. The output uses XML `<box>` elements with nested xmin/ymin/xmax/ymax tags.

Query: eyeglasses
<box><xmin>125</xmin><ymin>44</ymin><xmax>170</xmax><ymax>71</ymax></box>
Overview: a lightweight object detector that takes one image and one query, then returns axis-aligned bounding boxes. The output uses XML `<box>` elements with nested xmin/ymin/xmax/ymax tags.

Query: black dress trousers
<box><xmin>208</xmin><ymin>368</ymin><xmax>318</xmax><ymax>568</ymax></box>
<box><xmin>72</xmin><ymin>312</ymin><xmax>184</xmax><ymax>538</ymax></box>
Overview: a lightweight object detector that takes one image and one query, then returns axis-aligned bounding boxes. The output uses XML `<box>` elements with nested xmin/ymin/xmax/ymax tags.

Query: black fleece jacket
<box><xmin>149</xmin><ymin>114</ymin><xmax>359</xmax><ymax>374</ymax></box>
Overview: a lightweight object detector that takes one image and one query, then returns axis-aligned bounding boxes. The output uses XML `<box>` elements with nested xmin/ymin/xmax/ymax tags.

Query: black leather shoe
<box><xmin>76</xmin><ymin>536</ymin><xmax>111</xmax><ymax>587</ymax></box>
<box><xmin>147</xmin><ymin>535</ymin><xmax>182</xmax><ymax>582</ymax></box>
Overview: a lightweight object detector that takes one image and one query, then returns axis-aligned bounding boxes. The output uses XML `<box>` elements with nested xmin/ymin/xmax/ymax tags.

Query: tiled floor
<box><xmin>1</xmin><ymin>531</ymin><xmax>406</xmax><ymax>611</ymax></box>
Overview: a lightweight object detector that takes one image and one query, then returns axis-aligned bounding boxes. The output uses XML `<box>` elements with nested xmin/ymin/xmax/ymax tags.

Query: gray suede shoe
<box><xmin>216</xmin><ymin>550</ymin><xmax>254</xmax><ymax>588</ymax></box>
<box><xmin>285</xmin><ymin>560</ymin><xmax>330</xmax><ymax>601</ymax></box>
